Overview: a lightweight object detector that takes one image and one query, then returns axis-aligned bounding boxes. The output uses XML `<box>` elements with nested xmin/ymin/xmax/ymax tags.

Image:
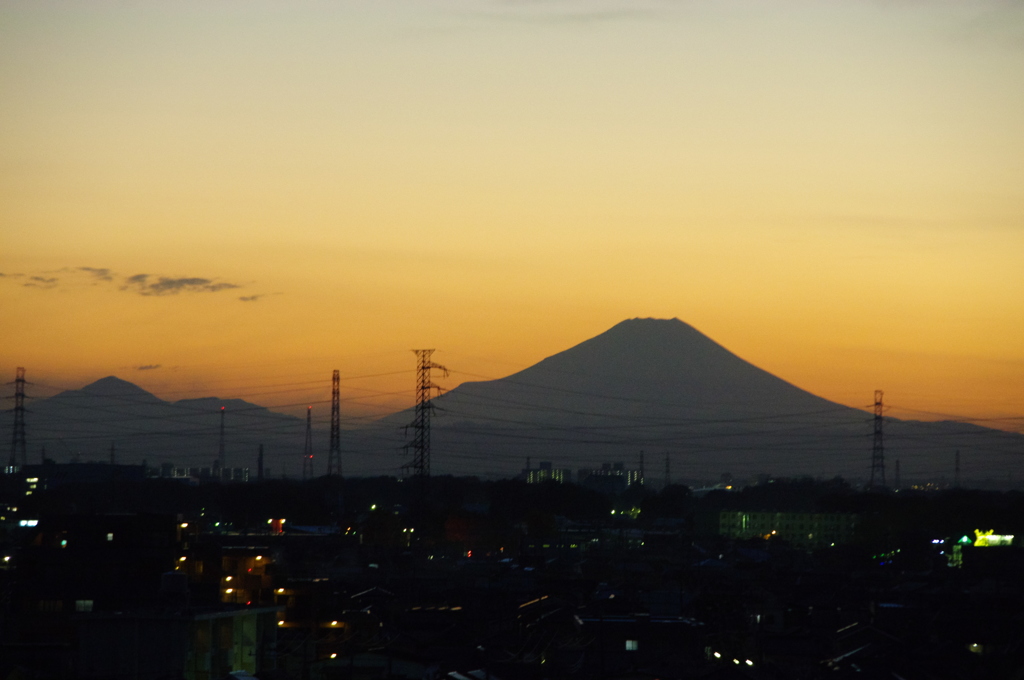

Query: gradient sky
<box><xmin>1</xmin><ymin>0</ymin><xmax>1022</xmax><ymax>431</ymax></box>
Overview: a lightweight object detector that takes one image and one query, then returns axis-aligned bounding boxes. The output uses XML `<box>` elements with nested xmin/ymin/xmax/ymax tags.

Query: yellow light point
<box><xmin>179</xmin><ymin>556</ymin><xmax>186</xmax><ymax>562</ymax></box>
<box><xmin>330</xmin><ymin>653</ymin><xmax>337</xmax><ymax>659</ymax></box>
<box><xmin>180</xmin><ymin>523</ymin><xmax>188</xmax><ymax>528</ymax></box>
<box><xmin>331</xmin><ymin>620</ymin><xmax>338</xmax><ymax>626</ymax></box>
<box><xmin>225</xmin><ymin>576</ymin><xmax>233</xmax><ymax>581</ymax></box>
<box><xmin>277</xmin><ymin>621</ymin><xmax>284</xmax><ymax>626</ymax></box>
<box><xmin>225</xmin><ymin>588</ymin><xmax>233</xmax><ymax>594</ymax></box>
<box><xmin>974</xmin><ymin>529</ymin><xmax>994</xmax><ymax>547</ymax></box>
<box><xmin>277</xmin><ymin>588</ymin><xmax>285</xmax><ymax>593</ymax></box>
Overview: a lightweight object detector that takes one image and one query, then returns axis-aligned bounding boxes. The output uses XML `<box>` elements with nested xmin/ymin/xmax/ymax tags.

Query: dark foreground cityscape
<box><xmin>1</xmin><ymin>464</ymin><xmax>1022</xmax><ymax>680</ymax></box>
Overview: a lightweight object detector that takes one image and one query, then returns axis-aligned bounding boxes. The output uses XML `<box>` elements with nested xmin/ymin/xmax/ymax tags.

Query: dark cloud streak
<box><xmin>2</xmin><ymin>266</ymin><xmax>246</xmax><ymax>297</ymax></box>
<box><xmin>79</xmin><ymin>266</ymin><xmax>114</xmax><ymax>281</ymax></box>
<box><xmin>121</xmin><ymin>274</ymin><xmax>241</xmax><ymax>296</ymax></box>
<box><xmin>24</xmin><ymin>276</ymin><xmax>59</xmax><ymax>289</ymax></box>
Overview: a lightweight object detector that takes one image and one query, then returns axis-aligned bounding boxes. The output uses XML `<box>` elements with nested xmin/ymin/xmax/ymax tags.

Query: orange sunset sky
<box><xmin>1</xmin><ymin>1</ymin><xmax>1022</xmax><ymax>431</ymax></box>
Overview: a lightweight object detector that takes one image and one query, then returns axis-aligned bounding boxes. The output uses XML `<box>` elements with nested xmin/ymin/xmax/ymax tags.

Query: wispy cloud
<box><xmin>79</xmin><ymin>266</ymin><xmax>114</xmax><ymax>281</ymax></box>
<box><xmin>238</xmin><ymin>294</ymin><xmax>265</xmax><ymax>302</ymax></box>
<box><xmin>23</xmin><ymin>276</ymin><xmax>59</xmax><ymax>289</ymax></box>
<box><xmin>2</xmin><ymin>266</ymin><xmax>252</xmax><ymax>298</ymax></box>
<box><xmin>120</xmin><ymin>274</ymin><xmax>240</xmax><ymax>296</ymax></box>
<box><xmin>137</xmin><ymin>364</ymin><xmax>162</xmax><ymax>371</ymax></box>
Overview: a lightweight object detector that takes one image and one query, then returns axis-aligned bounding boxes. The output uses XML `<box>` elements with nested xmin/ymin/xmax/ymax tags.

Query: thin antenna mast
<box><xmin>869</xmin><ymin>390</ymin><xmax>885</xmax><ymax>489</ymax></box>
<box><xmin>217</xmin><ymin>406</ymin><xmax>226</xmax><ymax>474</ymax></box>
<box><xmin>329</xmin><ymin>370</ymin><xmax>341</xmax><ymax>476</ymax></box>
<box><xmin>302</xmin><ymin>406</ymin><xmax>314</xmax><ymax>480</ymax></box>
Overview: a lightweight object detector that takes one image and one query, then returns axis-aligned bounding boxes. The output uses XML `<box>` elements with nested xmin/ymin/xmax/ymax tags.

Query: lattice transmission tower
<box><xmin>328</xmin><ymin>370</ymin><xmax>341</xmax><ymax>476</ymax></box>
<box><xmin>869</xmin><ymin>390</ymin><xmax>885</xmax><ymax>489</ymax></box>
<box><xmin>403</xmin><ymin>350</ymin><xmax>448</xmax><ymax>478</ymax></box>
<box><xmin>7</xmin><ymin>367</ymin><xmax>28</xmax><ymax>472</ymax></box>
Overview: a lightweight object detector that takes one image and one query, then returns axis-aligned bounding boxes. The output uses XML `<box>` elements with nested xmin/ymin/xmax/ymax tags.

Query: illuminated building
<box><xmin>578</xmin><ymin>462</ymin><xmax>643</xmax><ymax>494</ymax></box>
<box><xmin>718</xmin><ymin>511</ymin><xmax>858</xmax><ymax>549</ymax></box>
<box><xmin>525</xmin><ymin>461</ymin><xmax>572</xmax><ymax>484</ymax></box>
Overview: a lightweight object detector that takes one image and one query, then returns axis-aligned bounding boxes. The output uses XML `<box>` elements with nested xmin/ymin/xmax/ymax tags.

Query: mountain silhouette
<box><xmin>77</xmin><ymin>375</ymin><xmax>163</xmax><ymax>401</ymax></box>
<box><xmin>378</xmin><ymin>318</ymin><xmax>1022</xmax><ymax>484</ymax></box>
<box><xmin>4</xmin><ymin>376</ymin><xmax>306</xmax><ymax>475</ymax></box>
<box><xmin>3</xmin><ymin>320</ymin><xmax>1019</xmax><ymax>485</ymax></box>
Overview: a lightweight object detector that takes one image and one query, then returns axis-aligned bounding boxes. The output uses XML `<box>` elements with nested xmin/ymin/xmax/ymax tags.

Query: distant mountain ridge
<box><xmin>3</xmin><ymin>376</ymin><xmax>306</xmax><ymax>474</ymax></box>
<box><xmin>4</xmin><ymin>319</ymin><xmax>1021</xmax><ymax>484</ymax></box>
<box><xmin>377</xmin><ymin>318</ymin><xmax>1023</xmax><ymax>483</ymax></box>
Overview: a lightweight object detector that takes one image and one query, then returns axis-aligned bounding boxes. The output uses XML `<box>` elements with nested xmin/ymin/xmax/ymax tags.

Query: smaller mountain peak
<box><xmin>80</xmin><ymin>376</ymin><xmax>160</xmax><ymax>400</ymax></box>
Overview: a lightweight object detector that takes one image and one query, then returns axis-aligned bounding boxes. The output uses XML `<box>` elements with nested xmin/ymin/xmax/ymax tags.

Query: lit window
<box><xmin>39</xmin><ymin>599</ymin><xmax>63</xmax><ymax>613</ymax></box>
<box><xmin>106</xmin><ymin>533</ymin><xmax>114</xmax><ymax>542</ymax></box>
<box><xmin>625</xmin><ymin>640</ymin><xmax>638</xmax><ymax>651</ymax></box>
<box><xmin>75</xmin><ymin>599</ymin><xmax>94</xmax><ymax>612</ymax></box>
